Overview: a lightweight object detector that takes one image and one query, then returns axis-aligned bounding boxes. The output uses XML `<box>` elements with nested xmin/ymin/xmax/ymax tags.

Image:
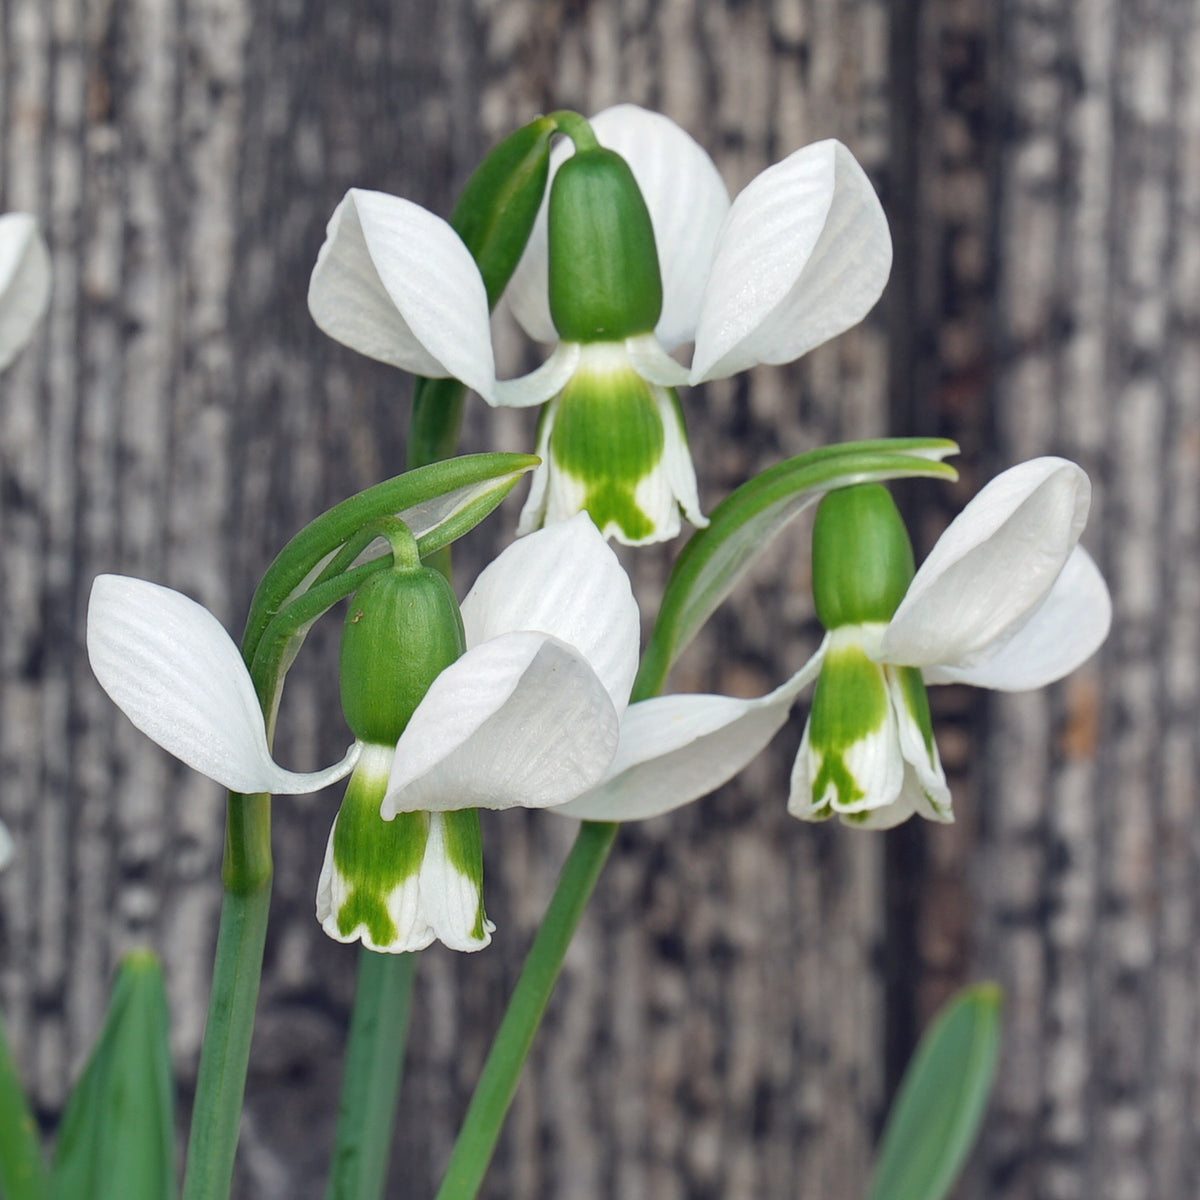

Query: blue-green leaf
<box><xmin>50</xmin><ymin>951</ymin><xmax>176</xmax><ymax>1200</ymax></box>
<box><xmin>633</xmin><ymin>439</ymin><xmax>958</xmax><ymax>700</ymax></box>
<box><xmin>866</xmin><ymin>983</ymin><xmax>1002</xmax><ymax>1200</ymax></box>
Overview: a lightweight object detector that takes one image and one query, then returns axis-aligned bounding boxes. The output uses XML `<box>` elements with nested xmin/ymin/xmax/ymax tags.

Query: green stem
<box><xmin>544</xmin><ymin>110</ymin><xmax>597</xmax><ymax>151</ymax></box>
<box><xmin>241</xmin><ymin>455</ymin><xmax>535</xmax><ymax>664</ymax></box>
<box><xmin>433</xmin><ymin>821</ymin><xmax>618</xmax><ymax>1200</ymax></box>
<box><xmin>181</xmin><ymin>812</ymin><xmax>272</xmax><ymax>1200</ymax></box>
<box><xmin>324</xmin><ymin>953</ymin><xmax>417</xmax><ymax>1200</ymax></box>
<box><xmin>0</xmin><ymin>1019</ymin><xmax>48</xmax><ymax>1200</ymax></box>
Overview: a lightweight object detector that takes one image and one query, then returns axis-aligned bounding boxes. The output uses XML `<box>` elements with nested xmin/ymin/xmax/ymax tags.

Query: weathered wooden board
<box><xmin>0</xmin><ymin>1</ymin><xmax>1182</xmax><ymax>1197</ymax></box>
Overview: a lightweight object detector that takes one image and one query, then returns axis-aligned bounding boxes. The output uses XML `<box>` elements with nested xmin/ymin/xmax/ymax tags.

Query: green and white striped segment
<box><xmin>317</xmin><ymin>743</ymin><xmax>493</xmax><ymax>954</ymax></box>
<box><xmin>790</xmin><ymin>625</ymin><xmax>951</xmax><ymax>829</ymax></box>
<box><xmin>519</xmin><ymin>341</ymin><xmax>702</xmax><ymax>545</ymax></box>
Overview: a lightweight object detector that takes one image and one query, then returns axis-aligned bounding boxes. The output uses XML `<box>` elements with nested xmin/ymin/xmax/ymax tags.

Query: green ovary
<box><xmin>332</xmin><ymin>758</ymin><xmax>428</xmax><ymax>946</ymax></box>
<box><xmin>549</xmin><ymin>361</ymin><xmax>665</xmax><ymax>542</ymax></box>
<box><xmin>807</xmin><ymin>638</ymin><xmax>889</xmax><ymax>811</ymax></box>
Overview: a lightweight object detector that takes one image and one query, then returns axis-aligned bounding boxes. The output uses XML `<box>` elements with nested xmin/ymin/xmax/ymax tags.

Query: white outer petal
<box><xmin>492</xmin><ymin>340</ymin><xmax>580</xmax><ymax>408</ymax></box>
<box><xmin>0</xmin><ymin>213</ymin><xmax>51</xmax><ymax>370</ymax></box>
<box><xmin>880</xmin><ymin>457</ymin><xmax>1092</xmax><ymax>671</ymax></box>
<box><xmin>87</xmin><ymin>575</ymin><xmax>358</xmax><ymax>795</ymax></box>
<box><xmin>460</xmin><ymin>512</ymin><xmax>640</xmax><ymax>709</ymax></box>
<box><xmin>623</xmin><ymin>334</ymin><xmax>691</xmax><ymax>387</ymax></box>
<box><xmin>690</xmin><ymin>140</ymin><xmax>892</xmax><ymax>383</ymax></box>
<box><xmin>924</xmin><ymin>545</ymin><xmax>1111</xmax><ymax>690</ymax></box>
<box><xmin>417</xmin><ymin>813</ymin><xmax>495</xmax><ymax>952</ymax></box>
<box><xmin>381</xmin><ymin>631</ymin><xmax>621</xmax><ymax>815</ymax></box>
<box><xmin>308</xmin><ymin>189</ymin><xmax>496</xmax><ymax>400</ymax></box>
<box><xmin>503</xmin><ymin>105</ymin><xmax>731</xmax><ymax>351</ymax></box>
<box><xmin>556</xmin><ymin>657</ymin><xmax>819</xmax><ymax>822</ymax></box>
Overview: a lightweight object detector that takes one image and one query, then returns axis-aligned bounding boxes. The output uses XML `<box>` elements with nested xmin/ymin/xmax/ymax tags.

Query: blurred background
<box><xmin>0</xmin><ymin>0</ymin><xmax>1188</xmax><ymax>1197</ymax></box>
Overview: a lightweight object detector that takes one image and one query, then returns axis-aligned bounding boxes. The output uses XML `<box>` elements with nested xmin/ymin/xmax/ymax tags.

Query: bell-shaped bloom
<box><xmin>789</xmin><ymin>458</ymin><xmax>1112</xmax><ymax>829</ymax></box>
<box><xmin>87</xmin><ymin>514</ymin><xmax>641</xmax><ymax>952</ymax></box>
<box><xmin>308</xmin><ymin>105</ymin><xmax>891</xmax><ymax>544</ymax></box>
<box><xmin>0</xmin><ymin>212</ymin><xmax>50</xmax><ymax>371</ymax></box>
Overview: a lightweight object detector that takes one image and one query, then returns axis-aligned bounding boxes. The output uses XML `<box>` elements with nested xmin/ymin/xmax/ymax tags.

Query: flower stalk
<box><xmin>433</xmin><ymin>820</ymin><xmax>619</xmax><ymax>1200</ymax></box>
<box><xmin>181</xmin><ymin>859</ymin><xmax>271</xmax><ymax>1200</ymax></box>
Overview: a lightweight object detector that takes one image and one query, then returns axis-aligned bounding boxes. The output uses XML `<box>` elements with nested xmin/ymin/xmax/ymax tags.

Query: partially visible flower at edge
<box><xmin>0</xmin><ymin>211</ymin><xmax>51</xmax><ymax>867</ymax></box>
<box><xmin>306</xmin><ymin>104</ymin><xmax>892</xmax><ymax>545</ymax></box>
<box><xmin>0</xmin><ymin>212</ymin><xmax>50</xmax><ymax>372</ymax></box>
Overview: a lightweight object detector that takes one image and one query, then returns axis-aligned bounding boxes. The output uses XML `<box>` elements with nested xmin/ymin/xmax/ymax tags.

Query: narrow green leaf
<box><xmin>634</xmin><ymin>439</ymin><xmax>958</xmax><ymax>701</ymax></box>
<box><xmin>450</xmin><ymin>116</ymin><xmax>556</xmax><ymax>309</ymax></box>
<box><xmin>867</xmin><ymin>984</ymin><xmax>1002</xmax><ymax>1200</ymax></box>
<box><xmin>242</xmin><ymin>454</ymin><xmax>537</xmax><ymax>663</ymax></box>
<box><xmin>324</xmin><ymin>953</ymin><xmax>417</xmax><ymax>1200</ymax></box>
<box><xmin>51</xmin><ymin>951</ymin><xmax>176</xmax><ymax>1200</ymax></box>
<box><xmin>0</xmin><ymin>1019</ymin><xmax>49</xmax><ymax>1200</ymax></box>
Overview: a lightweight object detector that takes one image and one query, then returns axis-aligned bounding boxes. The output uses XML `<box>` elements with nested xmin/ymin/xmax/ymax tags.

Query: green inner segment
<box><xmin>896</xmin><ymin>664</ymin><xmax>937</xmax><ymax>764</ymax></box>
<box><xmin>439</xmin><ymin>809</ymin><xmax>488</xmax><ymax>941</ymax></box>
<box><xmin>332</xmin><ymin>762</ymin><xmax>429</xmax><ymax>946</ymax></box>
<box><xmin>549</xmin><ymin>365</ymin><xmax>666</xmax><ymax>541</ymax></box>
<box><xmin>807</xmin><ymin>640</ymin><xmax>889</xmax><ymax>813</ymax></box>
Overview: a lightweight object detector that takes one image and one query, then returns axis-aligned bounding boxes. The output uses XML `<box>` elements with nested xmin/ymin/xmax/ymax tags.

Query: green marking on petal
<box><xmin>808</xmin><ymin>634</ymin><xmax>890</xmax><ymax>810</ymax></box>
<box><xmin>332</xmin><ymin>752</ymin><xmax>428</xmax><ymax>946</ymax></box>
<box><xmin>811</xmin><ymin>753</ymin><xmax>866</xmax><ymax>810</ymax></box>
<box><xmin>667</xmin><ymin>387</ymin><xmax>688</xmax><ymax>440</ymax></box>
<box><xmin>547</xmin><ymin>344</ymin><xmax>666</xmax><ymax>541</ymax></box>
<box><xmin>896</xmin><ymin>664</ymin><xmax>937</xmax><ymax>765</ymax></box>
<box><xmin>440</xmin><ymin>808</ymin><xmax>488</xmax><ymax>942</ymax></box>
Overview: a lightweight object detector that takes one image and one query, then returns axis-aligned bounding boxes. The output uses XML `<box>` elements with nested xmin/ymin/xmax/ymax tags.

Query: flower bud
<box><xmin>547</xmin><ymin>147</ymin><xmax>663</xmax><ymax>342</ymax></box>
<box><xmin>812</xmin><ymin>484</ymin><xmax>915</xmax><ymax>630</ymax></box>
<box><xmin>340</xmin><ymin>564</ymin><xmax>466</xmax><ymax>746</ymax></box>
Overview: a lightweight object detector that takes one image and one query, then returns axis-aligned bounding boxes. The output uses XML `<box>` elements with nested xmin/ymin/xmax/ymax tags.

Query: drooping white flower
<box><xmin>0</xmin><ymin>213</ymin><xmax>51</xmax><ymax>371</ymax></box>
<box><xmin>87</xmin><ymin>514</ymin><xmax>641</xmax><ymax>952</ymax></box>
<box><xmin>308</xmin><ymin>105</ymin><xmax>891</xmax><ymax>544</ymax></box>
<box><xmin>789</xmin><ymin>457</ymin><xmax>1111</xmax><ymax>829</ymax></box>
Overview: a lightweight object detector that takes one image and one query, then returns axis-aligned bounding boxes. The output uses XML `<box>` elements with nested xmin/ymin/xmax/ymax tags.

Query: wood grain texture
<box><xmin>0</xmin><ymin>0</ymin><xmax>1186</xmax><ymax>1197</ymax></box>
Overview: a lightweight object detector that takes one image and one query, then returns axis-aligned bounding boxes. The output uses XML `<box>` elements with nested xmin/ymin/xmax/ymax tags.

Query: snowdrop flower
<box><xmin>0</xmin><ymin>213</ymin><xmax>50</xmax><ymax>371</ymax></box>
<box><xmin>88</xmin><ymin>514</ymin><xmax>641</xmax><ymax>952</ymax></box>
<box><xmin>308</xmin><ymin>105</ymin><xmax>891</xmax><ymax>544</ymax></box>
<box><xmin>790</xmin><ymin>458</ymin><xmax>1111</xmax><ymax>829</ymax></box>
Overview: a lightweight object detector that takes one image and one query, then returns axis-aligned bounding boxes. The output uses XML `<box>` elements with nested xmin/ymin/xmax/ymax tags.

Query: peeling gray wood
<box><xmin>0</xmin><ymin>0</ymin><xmax>1188</xmax><ymax>1197</ymax></box>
